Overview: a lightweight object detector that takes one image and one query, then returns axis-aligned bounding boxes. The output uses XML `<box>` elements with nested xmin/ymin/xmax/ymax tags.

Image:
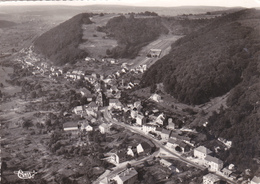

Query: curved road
<box><xmin>99</xmin><ymin>107</ymin><xmax>236</xmax><ymax>184</ymax></box>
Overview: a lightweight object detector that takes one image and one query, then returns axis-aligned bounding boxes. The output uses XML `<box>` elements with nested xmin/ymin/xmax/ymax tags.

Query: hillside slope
<box><xmin>142</xmin><ymin>9</ymin><xmax>259</xmax><ymax>105</ymax></box>
<box><xmin>142</xmin><ymin>8</ymin><xmax>260</xmax><ymax>172</ymax></box>
<box><xmin>34</xmin><ymin>13</ymin><xmax>93</xmax><ymax>65</ymax></box>
<box><xmin>100</xmin><ymin>15</ymin><xmax>169</xmax><ymax>59</ymax></box>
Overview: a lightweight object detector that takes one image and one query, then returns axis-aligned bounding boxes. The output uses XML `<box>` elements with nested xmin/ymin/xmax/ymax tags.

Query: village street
<box><xmin>101</xmin><ymin>107</ymin><xmax>236</xmax><ymax>184</ymax></box>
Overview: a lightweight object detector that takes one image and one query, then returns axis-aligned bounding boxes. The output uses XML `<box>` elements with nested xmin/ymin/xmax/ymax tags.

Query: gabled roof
<box><xmin>87</xmin><ymin>102</ymin><xmax>97</xmax><ymax>108</ymax></box>
<box><xmin>141</xmin><ymin>142</ymin><xmax>151</xmax><ymax>151</ymax></box>
<box><xmin>194</xmin><ymin>146</ymin><xmax>212</xmax><ymax>155</ymax></box>
<box><xmin>252</xmin><ymin>176</ymin><xmax>260</xmax><ymax>183</ymax></box>
<box><xmin>205</xmin><ymin>155</ymin><xmax>223</xmax><ymax>165</ymax></box>
<box><xmin>63</xmin><ymin>122</ymin><xmax>78</xmax><ymax>128</ymax></box>
<box><xmin>115</xmin><ymin>168</ymin><xmax>138</xmax><ymax>182</ymax></box>
<box><xmin>74</xmin><ymin>106</ymin><xmax>83</xmax><ymax>111</ymax></box>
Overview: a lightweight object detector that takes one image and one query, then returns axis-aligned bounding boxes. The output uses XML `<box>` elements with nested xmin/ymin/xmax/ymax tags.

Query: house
<box><xmin>80</xmin><ymin>88</ymin><xmax>92</xmax><ymax>96</ymax></box>
<box><xmin>134</xmin><ymin>101</ymin><xmax>142</xmax><ymax>111</ymax></box>
<box><xmin>204</xmin><ymin>155</ymin><xmax>223</xmax><ymax>172</ymax></box>
<box><xmin>87</xmin><ymin>102</ymin><xmax>99</xmax><ymax>111</ymax></box>
<box><xmin>130</xmin><ymin>108</ymin><xmax>138</xmax><ymax>119</ymax></box>
<box><xmin>112</xmin><ymin>168</ymin><xmax>138</xmax><ymax>184</ymax></box>
<box><xmin>136</xmin><ymin>142</ymin><xmax>152</xmax><ymax>155</ymax></box>
<box><xmin>166</xmin><ymin>138</ymin><xmax>178</xmax><ymax>150</ymax></box>
<box><xmin>221</xmin><ymin>168</ymin><xmax>232</xmax><ymax>177</ymax></box>
<box><xmin>127</xmin><ymin>147</ymin><xmax>135</xmax><ymax>157</ymax></box>
<box><xmin>203</xmin><ymin>173</ymin><xmax>220</xmax><ymax>184</ymax></box>
<box><xmin>99</xmin><ymin>123</ymin><xmax>110</xmax><ymax>134</ymax></box>
<box><xmin>142</xmin><ymin>124</ymin><xmax>157</xmax><ymax>134</ymax></box>
<box><xmin>73</xmin><ymin>106</ymin><xmax>83</xmax><ymax>115</ymax></box>
<box><xmin>194</xmin><ymin>146</ymin><xmax>212</xmax><ymax>159</ymax></box>
<box><xmin>109</xmin><ymin>99</ymin><xmax>123</xmax><ymax>110</ymax></box>
<box><xmin>161</xmin><ymin>129</ymin><xmax>171</xmax><ymax>141</ymax></box>
<box><xmin>63</xmin><ymin>122</ymin><xmax>79</xmax><ymax>133</ymax></box>
<box><xmin>167</xmin><ymin>139</ymin><xmax>190</xmax><ymax>153</ymax></box>
<box><xmin>136</xmin><ymin>144</ymin><xmax>144</xmax><ymax>154</ymax></box>
<box><xmin>251</xmin><ymin>176</ymin><xmax>260</xmax><ymax>184</ymax></box>
<box><xmin>167</xmin><ymin>118</ymin><xmax>175</xmax><ymax>130</ymax></box>
<box><xmin>81</xmin><ymin>122</ymin><xmax>93</xmax><ymax>132</ymax></box>
<box><xmin>136</xmin><ymin>114</ymin><xmax>144</xmax><ymax>126</ymax></box>
<box><xmin>155</xmin><ymin>113</ymin><xmax>165</xmax><ymax>125</ymax></box>
<box><xmin>99</xmin><ymin>177</ymin><xmax>109</xmax><ymax>184</ymax></box>
<box><xmin>149</xmin><ymin>93</ymin><xmax>162</xmax><ymax>102</ymax></box>
<box><xmin>160</xmin><ymin>159</ymin><xmax>172</xmax><ymax>168</ymax></box>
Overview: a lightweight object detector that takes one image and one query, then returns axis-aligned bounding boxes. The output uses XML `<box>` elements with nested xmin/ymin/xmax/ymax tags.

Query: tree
<box><xmin>30</xmin><ymin>90</ymin><xmax>37</xmax><ymax>98</ymax></box>
<box><xmin>175</xmin><ymin>146</ymin><xmax>182</xmax><ymax>152</ymax></box>
<box><xmin>150</xmin><ymin>84</ymin><xmax>157</xmax><ymax>93</ymax></box>
<box><xmin>126</xmin><ymin>163</ymin><xmax>132</xmax><ymax>168</ymax></box>
<box><xmin>22</xmin><ymin>119</ymin><xmax>33</xmax><ymax>130</ymax></box>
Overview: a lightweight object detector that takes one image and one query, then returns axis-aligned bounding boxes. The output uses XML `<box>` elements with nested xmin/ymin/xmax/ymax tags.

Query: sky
<box><xmin>1</xmin><ymin>0</ymin><xmax>260</xmax><ymax>8</ymax></box>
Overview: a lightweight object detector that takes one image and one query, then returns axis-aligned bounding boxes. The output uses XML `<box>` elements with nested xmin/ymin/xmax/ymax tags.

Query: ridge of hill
<box><xmin>142</xmin><ymin>8</ymin><xmax>260</xmax><ymax>173</ymax></box>
<box><xmin>33</xmin><ymin>13</ymin><xmax>93</xmax><ymax>65</ymax></box>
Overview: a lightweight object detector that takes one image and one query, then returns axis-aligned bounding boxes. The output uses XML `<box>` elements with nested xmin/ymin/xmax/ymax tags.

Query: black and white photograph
<box><xmin>0</xmin><ymin>0</ymin><xmax>260</xmax><ymax>183</ymax></box>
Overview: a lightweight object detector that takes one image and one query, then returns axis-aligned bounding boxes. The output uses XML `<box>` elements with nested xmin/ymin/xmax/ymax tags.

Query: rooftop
<box><xmin>194</xmin><ymin>145</ymin><xmax>212</xmax><ymax>154</ymax></box>
<box><xmin>203</xmin><ymin>173</ymin><xmax>220</xmax><ymax>182</ymax></box>
<box><xmin>205</xmin><ymin>155</ymin><xmax>223</xmax><ymax>165</ymax></box>
<box><xmin>252</xmin><ymin>176</ymin><xmax>260</xmax><ymax>183</ymax></box>
<box><xmin>115</xmin><ymin>168</ymin><xmax>138</xmax><ymax>182</ymax></box>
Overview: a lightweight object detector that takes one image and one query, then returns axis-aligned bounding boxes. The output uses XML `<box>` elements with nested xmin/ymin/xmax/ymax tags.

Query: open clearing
<box><xmin>124</xmin><ymin>34</ymin><xmax>182</xmax><ymax>69</ymax></box>
<box><xmin>79</xmin><ymin>14</ymin><xmax>118</xmax><ymax>58</ymax></box>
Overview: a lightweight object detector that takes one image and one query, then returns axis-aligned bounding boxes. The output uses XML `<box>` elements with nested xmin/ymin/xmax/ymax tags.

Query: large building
<box><xmin>194</xmin><ymin>146</ymin><xmax>212</xmax><ymax>159</ymax></box>
<box><xmin>204</xmin><ymin>155</ymin><xmax>223</xmax><ymax>172</ymax></box>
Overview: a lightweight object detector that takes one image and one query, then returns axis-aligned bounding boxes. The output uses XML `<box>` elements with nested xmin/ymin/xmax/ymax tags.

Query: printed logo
<box><xmin>14</xmin><ymin>170</ymin><xmax>37</xmax><ymax>179</ymax></box>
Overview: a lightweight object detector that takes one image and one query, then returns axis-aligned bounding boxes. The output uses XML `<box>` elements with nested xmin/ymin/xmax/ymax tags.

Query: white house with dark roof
<box><xmin>112</xmin><ymin>168</ymin><xmax>138</xmax><ymax>184</ymax></box>
<box><xmin>203</xmin><ymin>173</ymin><xmax>220</xmax><ymax>184</ymax></box>
<box><xmin>204</xmin><ymin>155</ymin><xmax>223</xmax><ymax>172</ymax></box>
<box><xmin>194</xmin><ymin>146</ymin><xmax>212</xmax><ymax>159</ymax></box>
<box><xmin>251</xmin><ymin>176</ymin><xmax>260</xmax><ymax>184</ymax></box>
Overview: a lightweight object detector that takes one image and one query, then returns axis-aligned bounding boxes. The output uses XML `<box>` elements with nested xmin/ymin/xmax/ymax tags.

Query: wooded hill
<box><xmin>142</xmin><ymin>9</ymin><xmax>260</xmax><ymax>173</ymax></box>
<box><xmin>100</xmin><ymin>15</ymin><xmax>169</xmax><ymax>58</ymax></box>
<box><xmin>34</xmin><ymin>13</ymin><xmax>93</xmax><ymax>65</ymax></box>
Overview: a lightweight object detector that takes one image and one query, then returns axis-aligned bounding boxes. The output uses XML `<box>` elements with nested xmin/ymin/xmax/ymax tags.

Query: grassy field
<box><xmin>79</xmin><ymin>14</ymin><xmax>118</xmax><ymax>59</ymax></box>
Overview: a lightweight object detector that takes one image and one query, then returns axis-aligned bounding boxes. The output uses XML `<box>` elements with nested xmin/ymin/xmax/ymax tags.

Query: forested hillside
<box><xmin>100</xmin><ymin>15</ymin><xmax>169</xmax><ymax>58</ymax></box>
<box><xmin>142</xmin><ymin>8</ymin><xmax>260</xmax><ymax>172</ymax></box>
<box><xmin>142</xmin><ymin>9</ymin><xmax>259</xmax><ymax>105</ymax></box>
<box><xmin>34</xmin><ymin>13</ymin><xmax>93</xmax><ymax>65</ymax></box>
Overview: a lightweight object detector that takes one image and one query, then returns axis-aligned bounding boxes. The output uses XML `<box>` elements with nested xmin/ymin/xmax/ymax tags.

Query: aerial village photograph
<box><xmin>0</xmin><ymin>0</ymin><xmax>260</xmax><ymax>183</ymax></box>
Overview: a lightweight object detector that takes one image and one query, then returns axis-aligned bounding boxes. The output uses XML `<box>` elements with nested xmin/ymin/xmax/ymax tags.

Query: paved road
<box><xmin>101</xmin><ymin>108</ymin><xmax>236</xmax><ymax>184</ymax></box>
